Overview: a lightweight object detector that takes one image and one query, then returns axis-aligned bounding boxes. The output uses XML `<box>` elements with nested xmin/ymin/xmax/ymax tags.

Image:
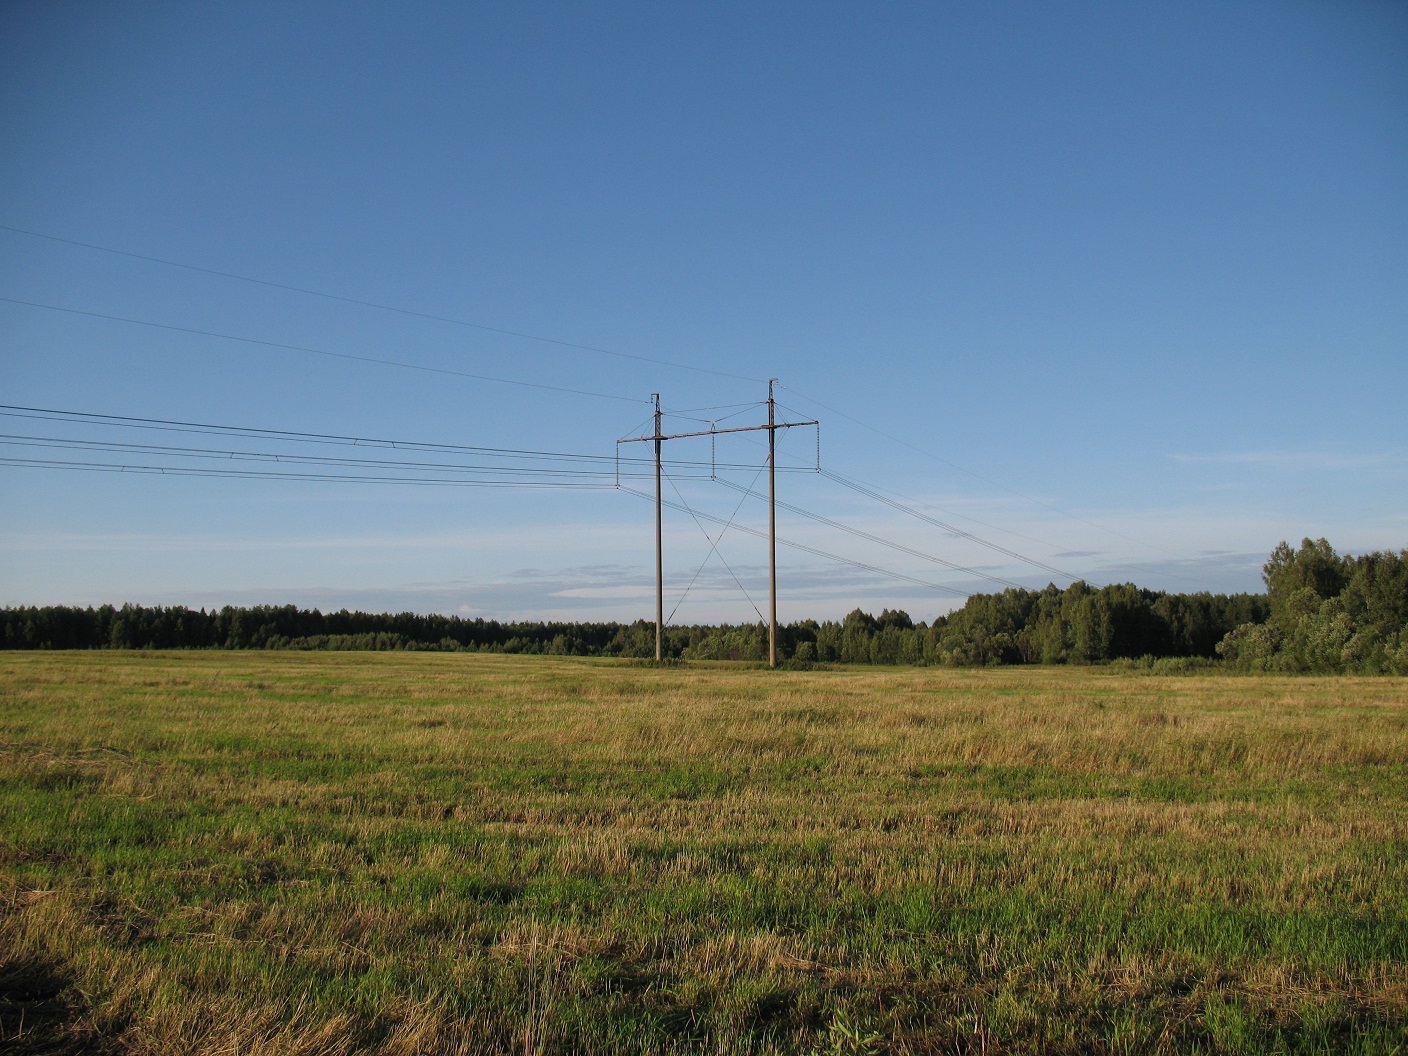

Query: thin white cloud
<box><xmin>553</xmin><ymin>586</ymin><xmax>655</xmax><ymax>600</ymax></box>
<box><xmin>1169</xmin><ymin>450</ymin><xmax>1407</xmax><ymax>470</ymax></box>
<box><xmin>0</xmin><ymin>523</ymin><xmax>639</xmax><ymax>554</ymax></box>
<box><xmin>1090</xmin><ymin>551</ymin><xmax>1269</xmax><ymax>594</ymax></box>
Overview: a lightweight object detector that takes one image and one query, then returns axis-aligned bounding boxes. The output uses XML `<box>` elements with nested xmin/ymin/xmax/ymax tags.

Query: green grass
<box><xmin>2</xmin><ymin>651</ymin><xmax>1406</xmax><ymax>1054</ymax></box>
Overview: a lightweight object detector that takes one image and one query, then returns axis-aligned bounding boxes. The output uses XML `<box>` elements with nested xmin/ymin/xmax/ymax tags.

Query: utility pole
<box><xmin>653</xmin><ymin>393</ymin><xmax>663</xmax><ymax>662</ymax></box>
<box><xmin>619</xmin><ymin>384</ymin><xmax>816</xmax><ymax>667</ymax></box>
<box><xmin>767</xmin><ymin>379</ymin><xmax>778</xmax><ymax>667</ymax></box>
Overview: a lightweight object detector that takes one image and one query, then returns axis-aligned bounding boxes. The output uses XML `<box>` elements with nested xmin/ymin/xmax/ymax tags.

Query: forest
<box><xmin>3</xmin><ymin>540</ymin><xmax>1404</xmax><ymax>673</ymax></box>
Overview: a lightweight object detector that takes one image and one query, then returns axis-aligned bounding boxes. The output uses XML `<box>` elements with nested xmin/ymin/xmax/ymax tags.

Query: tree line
<box><xmin>1215</xmin><ymin>539</ymin><xmax>1407</xmax><ymax>673</ymax></box>
<box><xmin>2</xmin><ymin>541</ymin><xmax>1402</xmax><ymax>672</ymax></box>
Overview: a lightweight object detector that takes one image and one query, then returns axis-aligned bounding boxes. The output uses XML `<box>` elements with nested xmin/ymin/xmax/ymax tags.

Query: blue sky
<box><xmin>2</xmin><ymin>0</ymin><xmax>1405</xmax><ymax>623</ymax></box>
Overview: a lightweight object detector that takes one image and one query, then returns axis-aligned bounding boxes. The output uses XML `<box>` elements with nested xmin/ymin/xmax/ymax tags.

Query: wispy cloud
<box><xmin>0</xmin><ymin>525</ymin><xmax>639</xmax><ymax>554</ymax></box>
<box><xmin>126</xmin><ymin>558</ymin><xmax>990</xmax><ymax>624</ymax></box>
<box><xmin>1090</xmin><ymin>551</ymin><xmax>1268</xmax><ymax>594</ymax></box>
<box><xmin>1169</xmin><ymin>450</ymin><xmax>1407</xmax><ymax>471</ymax></box>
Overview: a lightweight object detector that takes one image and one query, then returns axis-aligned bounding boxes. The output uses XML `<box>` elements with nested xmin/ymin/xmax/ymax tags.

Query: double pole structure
<box><xmin>619</xmin><ymin>380</ymin><xmax>817</xmax><ymax>668</ymax></box>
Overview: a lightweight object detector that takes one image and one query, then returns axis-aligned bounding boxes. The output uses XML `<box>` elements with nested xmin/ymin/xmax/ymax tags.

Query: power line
<box><xmin>818</xmin><ymin>469</ymin><xmax>1094</xmax><ymax>585</ymax></box>
<box><xmin>811</xmin><ymin>465</ymin><xmax>1094</xmax><ymax>557</ymax></box>
<box><xmin>662</xmin><ymin>461</ymin><xmax>768</xmax><ymax>624</ymax></box>
<box><xmin>664</xmin><ymin>401</ymin><xmax>763</xmax><ymax>415</ymax></box>
<box><xmin>7</xmin><ymin>395</ymin><xmax>978</xmax><ymax>603</ymax></box>
<box><xmin>0</xmin><ymin>435</ymin><xmax>687</xmax><ymax>480</ymax></box>
<box><xmin>0</xmin><ymin>456</ymin><xmax>619</xmax><ymax>489</ymax></box>
<box><xmin>619</xmin><ymin>485</ymin><xmax>971</xmax><ymax>598</ymax></box>
<box><xmin>0</xmin><ymin>223</ymin><xmax>762</xmax><ymax>383</ymax></box>
<box><xmin>776</xmin><ymin>382</ymin><xmax>1198</xmax><ymax>563</ymax></box>
<box><xmin>0</xmin><ymin>405</ymin><xmax>809</xmax><ymax>472</ymax></box>
<box><xmin>714</xmin><ymin>478</ymin><xmax>1030</xmax><ymax>591</ymax></box>
<box><xmin>0</xmin><ymin>297</ymin><xmax>648</xmax><ymax>404</ymax></box>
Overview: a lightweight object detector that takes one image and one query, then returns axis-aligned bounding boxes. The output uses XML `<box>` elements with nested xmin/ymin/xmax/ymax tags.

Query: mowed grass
<box><xmin>1</xmin><ymin>652</ymin><xmax>1405</xmax><ymax>1055</ymax></box>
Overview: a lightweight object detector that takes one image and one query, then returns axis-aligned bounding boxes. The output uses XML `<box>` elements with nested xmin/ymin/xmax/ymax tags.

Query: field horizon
<box><xmin>2</xmin><ymin>651</ymin><xmax>1405</xmax><ymax>1054</ymax></box>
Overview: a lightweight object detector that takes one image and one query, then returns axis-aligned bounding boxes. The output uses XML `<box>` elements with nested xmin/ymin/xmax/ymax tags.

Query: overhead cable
<box><xmin>663</xmin><ymin>462</ymin><xmax>768</xmax><ymax>623</ymax></box>
<box><xmin>0</xmin><ymin>435</ymin><xmax>683</xmax><ymax>480</ymax></box>
<box><xmin>0</xmin><ymin>456</ymin><xmax>619</xmax><ymax>488</ymax></box>
<box><xmin>819</xmin><ymin>470</ymin><xmax>1090</xmax><ymax>584</ymax></box>
<box><xmin>1</xmin><ymin>223</ymin><xmax>762</xmax><ymax>383</ymax></box>
<box><xmin>776</xmin><ymin>381</ymin><xmax>1194</xmax><ymax>560</ymax></box>
<box><xmin>714</xmin><ymin>479</ymin><xmax>1029</xmax><ymax>591</ymax></box>
<box><xmin>0</xmin><ymin>405</ymin><xmax>807</xmax><ymax>472</ymax></box>
<box><xmin>0</xmin><ymin>297</ymin><xmax>648</xmax><ymax>404</ymax></box>
<box><xmin>618</xmin><ymin>485</ymin><xmax>971</xmax><ymax>598</ymax></box>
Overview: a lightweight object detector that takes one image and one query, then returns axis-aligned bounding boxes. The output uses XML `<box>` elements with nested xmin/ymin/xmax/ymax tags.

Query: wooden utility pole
<box><xmin>653</xmin><ymin>393</ymin><xmax>663</xmax><ymax>662</ymax></box>
<box><xmin>619</xmin><ymin>384</ymin><xmax>816</xmax><ymax>667</ymax></box>
<box><xmin>767</xmin><ymin>379</ymin><xmax>778</xmax><ymax>667</ymax></box>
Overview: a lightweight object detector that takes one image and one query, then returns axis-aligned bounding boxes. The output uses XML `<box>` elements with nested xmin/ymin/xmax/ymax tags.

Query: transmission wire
<box><xmin>0</xmin><ymin>435</ymin><xmax>686</xmax><ymax>480</ymax></box>
<box><xmin>0</xmin><ymin>224</ymin><xmax>762</xmax><ymax>383</ymax></box>
<box><xmin>618</xmin><ymin>486</ymin><xmax>971</xmax><ymax>598</ymax></box>
<box><xmin>0</xmin><ymin>297</ymin><xmax>648</xmax><ymax>404</ymax></box>
<box><xmin>0</xmin><ymin>405</ymin><xmax>785</xmax><ymax>471</ymax></box>
<box><xmin>715</xmin><ymin>478</ymin><xmax>1029</xmax><ymax>590</ymax></box>
<box><xmin>662</xmin><ymin>462</ymin><xmax>768</xmax><ymax>624</ymax></box>
<box><xmin>776</xmin><ymin>381</ymin><xmax>1195</xmax><ymax>562</ymax></box>
<box><xmin>819</xmin><ymin>470</ymin><xmax>1093</xmax><ymax>585</ymax></box>
<box><xmin>0</xmin><ymin>456</ymin><xmax>619</xmax><ymax>488</ymax></box>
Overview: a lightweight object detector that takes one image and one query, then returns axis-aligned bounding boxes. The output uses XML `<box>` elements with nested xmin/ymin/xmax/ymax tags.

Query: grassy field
<box><xmin>1</xmin><ymin>652</ymin><xmax>1405</xmax><ymax>1055</ymax></box>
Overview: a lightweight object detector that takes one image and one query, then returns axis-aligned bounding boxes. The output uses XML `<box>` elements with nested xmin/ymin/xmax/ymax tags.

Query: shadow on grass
<box><xmin>0</xmin><ymin>951</ymin><xmax>116</xmax><ymax>1055</ymax></box>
